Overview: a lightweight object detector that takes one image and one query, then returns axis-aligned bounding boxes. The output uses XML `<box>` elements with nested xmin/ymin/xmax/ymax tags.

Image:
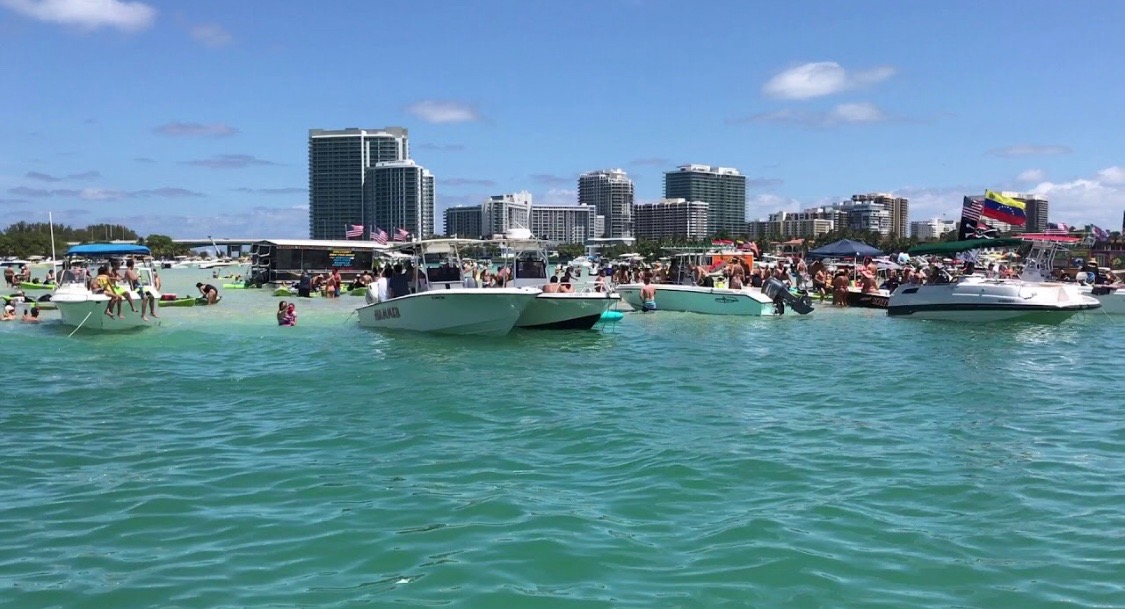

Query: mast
<box><xmin>49</xmin><ymin>211</ymin><xmax>57</xmax><ymax>275</ymax></box>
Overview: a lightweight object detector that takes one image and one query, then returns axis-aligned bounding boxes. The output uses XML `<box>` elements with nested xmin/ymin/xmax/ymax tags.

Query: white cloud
<box><xmin>189</xmin><ymin>23</ymin><xmax>231</xmax><ymax>48</ymax></box>
<box><xmin>153</xmin><ymin>122</ymin><xmax>238</xmax><ymax>137</ymax></box>
<box><xmin>405</xmin><ymin>100</ymin><xmax>481</xmax><ymax>124</ymax></box>
<box><xmin>731</xmin><ymin>102</ymin><xmax>890</xmax><ymax>128</ymax></box>
<box><xmin>540</xmin><ymin>188</ymin><xmax>577</xmax><ymax>205</ymax></box>
<box><xmin>763</xmin><ymin>62</ymin><xmax>895</xmax><ymax>100</ymax></box>
<box><xmin>0</xmin><ymin>0</ymin><xmax>156</xmax><ymax>31</ymax></box>
<box><xmin>985</xmin><ymin>144</ymin><xmax>1071</xmax><ymax>157</ymax></box>
<box><xmin>1030</xmin><ymin>167</ymin><xmax>1125</xmax><ymax>227</ymax></box>
<box><xmin>1017</xmin><ymin>169</ymin><xmax>1045</xmax><ymax>183</ymax></box>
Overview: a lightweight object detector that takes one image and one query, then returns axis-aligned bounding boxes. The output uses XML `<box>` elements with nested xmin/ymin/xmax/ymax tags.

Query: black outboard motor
<box><xmin>762</xmin><ymin>278</ymin><xmax>815</xmax><ymax>315</ymax></box>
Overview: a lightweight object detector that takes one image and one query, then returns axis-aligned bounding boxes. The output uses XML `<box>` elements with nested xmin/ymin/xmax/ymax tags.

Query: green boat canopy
<box><xmin>908</xmin><ymin>238</ymin><xmax>1023</xmax><ymax>255</ymax></box>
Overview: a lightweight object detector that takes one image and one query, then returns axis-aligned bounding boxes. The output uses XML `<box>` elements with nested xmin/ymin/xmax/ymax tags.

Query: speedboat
<box><xmin>616</xmin><ymin>249</ymin><xmax>812</xmax><ymax>316</ymax></box>
<box><xmin>52</xmin><ymin>243</ymin><xmax>161</xmax><ymax>331</ymax></box>
<box><xmin>888</xmin><ymin>275</ymin><xmax>1099</xmax><ymax>323</ymax></box>
<box><xmin>617</xmin><ymin>282</ymin><xmax>779</xmax><ymax>315</ymax></box>
<box><xmin>1014</xmin><ymin>235</ymin><xmax>1125</xmax><ymax>315</ymax></box>
<box><xmin>502</xmin><ymin>232</ymin><xmax>620</xmax><ymax>329</ymax></box>
<box><xmin>356</xmin><ymin>239</ymin><xmax>539</xmax><ymax>336</ymax></box>
<box><xmin>1080</xmin><ymin>284</ymin><xmax>1125</xmax><ymax>315</ymax></box>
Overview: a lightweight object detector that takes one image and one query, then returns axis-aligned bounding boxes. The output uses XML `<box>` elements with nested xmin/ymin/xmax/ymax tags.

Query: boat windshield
<box><xmin>514</xmin><ymin>251</ymin><xmax>547</xmax><ymax>280</ymax></box>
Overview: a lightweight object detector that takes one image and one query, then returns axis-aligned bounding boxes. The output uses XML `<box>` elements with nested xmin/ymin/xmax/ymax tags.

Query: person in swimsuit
<box><xmin>94</xmin><ymin>266</ymin><xmax>126</xmax><ymax>318</ymax></box>
<box><xmin>640</xmin><ymin>275</ymin><xmax>657</xmax><ymax>312</ymax></box>
<box><xmin>542</xmin><ymin>277</ymin><xmax>561</xmax><ymax>293</ymax></box>
<box><xmin>196</xmin><ymin>282</ymin><xmax>219</xmax><ymax>305</ymax></box>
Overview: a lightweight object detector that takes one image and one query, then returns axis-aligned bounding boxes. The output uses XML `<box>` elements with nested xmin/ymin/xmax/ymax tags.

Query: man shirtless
<box><xmin>640</xmin><ymin>275</ymin><xmax>657</xmax><ymax>312</ymax></box>
<box><xmin>122</xmin><ymin>259</ymin><xmax>149</xmax><ymax>321</ymax></box>
<box><xmin>542</xmin><ymin>276</ymin><xmax>561</xmax><ymax>293</ymax></box>
<box><xmin>831</xmin><ymin>271</ymin><xmax>850</xmax><ymax>306</ymax></box>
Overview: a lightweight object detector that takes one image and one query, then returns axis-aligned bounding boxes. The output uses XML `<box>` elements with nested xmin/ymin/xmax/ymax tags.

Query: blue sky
<box><xmin>1</xmin><ymin>0</ymin><xmax>1123</xmax><ymax>237</ymax></box>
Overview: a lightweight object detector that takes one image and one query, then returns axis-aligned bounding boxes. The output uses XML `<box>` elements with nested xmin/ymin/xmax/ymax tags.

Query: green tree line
<box><xmin>0</xmin><ymin>222</ymin><xmax>192</xmax><ymax>259</ymax></box>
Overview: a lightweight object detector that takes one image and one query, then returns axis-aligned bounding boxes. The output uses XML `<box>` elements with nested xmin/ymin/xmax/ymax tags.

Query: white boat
<box><xmin>888</xmin><ymin>276</ymin><xmax>1100</xmax><ymax>323</ymax></box>
<box><xmin>1015</xmin><ymin>235</ymin><xmax>1125</xmax><ymax>315</ymax></box>
<box><xmin>617</xmin><ymin>282</ymin><xmax>778</xmax><ymax>315</ymax></box>
<box><xmin>198</xmin><ymin>259</ymin><xmax>241</xmax><ymax>270</ymax></box>
<box><xmin>52</xmin><ymin>243</ymin><xmax>161</xmax><ymax>332</ymax></box>
<box><xmin>615</xmin><ymin>249</ymin><xmax>813</xmax><ymax>316</ymax></box>
<box><xmin>503</xmin><ymin>234</ymin><xmax>620</xmax><ymax>329</ymax></box>
<box><xmin>1079</xmin><ymin>285</ymin><xmax>1125</xmax><ymax>314</ymax></box>
<box><xmin>356</xmin><ymin>239</ymin><xmax>539</xmax><ymax>336</ymax></box>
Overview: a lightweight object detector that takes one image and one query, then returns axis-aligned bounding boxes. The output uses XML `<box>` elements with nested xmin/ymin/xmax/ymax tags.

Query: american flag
<box><xmin>344</xmin><ymin>224</ymin><xmax>364</xmax><ymax>238</ymax></box>
<box><xmin>962</xmin><ymin>199</ymin><xmax>983</xmax><ymax>222</ymax></box>
<box><xmin>393</xmin><ymin>227</ymin><xmax>410</xmax><ymax>242</ymax></box>
<box><xmin>370</xmin><ymin>227</ymin><xmax>388</xmax><ymax>244</ymax></box>
<box><xmin>1044</xmin><ymin>222</ymin><xmax>1070</xmax><ymax>235</ymax></box>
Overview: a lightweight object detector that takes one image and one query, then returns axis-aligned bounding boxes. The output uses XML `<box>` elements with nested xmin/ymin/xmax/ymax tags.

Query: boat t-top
<box><xmin>356</xmin><ymin>238</ymin><xmax>540</xmax><ymax>336</ymax></box>
<box><xmin>888</xmin><ymin>238</ymin><xmax>1101</xmax><ymax>323</ymax></box>
<box><xmin>1014</xmin><ymin>233</ymin><xmax>1125</xmax><ymax>315</ymax></box>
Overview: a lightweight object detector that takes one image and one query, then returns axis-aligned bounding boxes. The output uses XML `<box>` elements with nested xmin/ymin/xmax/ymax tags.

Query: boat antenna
<box><xmin>48</xmin><ymin>211</ymin><xmax>58</xmax><ymax>275</ymax></box>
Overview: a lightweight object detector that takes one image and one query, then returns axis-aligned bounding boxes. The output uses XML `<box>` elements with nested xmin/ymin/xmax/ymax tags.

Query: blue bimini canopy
<box><xmin>66</xmin><ymin>243</ymin><xmax>151</xmax><ymax>257</ymax></box>
<box><xmin>807</xmin><ymin>239</ymin><xmax>883</xmax><ymax>259</ymax></box>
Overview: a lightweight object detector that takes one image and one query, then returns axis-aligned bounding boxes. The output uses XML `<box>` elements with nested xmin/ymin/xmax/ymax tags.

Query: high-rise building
<box><xmin>308</xmin><ymin>127</ymin><xmax>409</xmax><ymax>239</ymax></box>
<box><xmin>364</xmin><ymin>160</ymin><xmax>435</xmax><ymax>239</ymax></box>
<box><xmin>443</xmin><ymin>205</ymin><xmax>482</xmax><ymax>238</ymax></box>
<box><xmin>664</xmin><ymin>164</ymin><xmax>747</xmax><ymax>236</ymax></box>
<box><xmin>578</xmin><ymin>169</ymin><xmax>634</xmax><ymax>238</ymax></box>
<box><xmin>910</xmin><ymin>218</ymin><xmax>958</xmax><ymax>240</ymax></box>
<box><xmin>482</xmin><ymin>191</ymin><xmax>533</xmax><ymax>237</ymax></box>
<box><xmin>999</xmin><ymin>192</ymin><xmax>1049</xmax><ymax>233</ymax></box>
<box><xmin>529</xmin><ymin>204</ymin><xmax>598</xmax><ymax>244</ymax></box>
<box><xmin>633</xmin><ymin>199</ymin><xmax>709</xmax><ymax>240</ymax></box>
<box><xmin>839</xmin><ymin>193</ymin><xmax>909</xmax><ymax>237</ymax></box>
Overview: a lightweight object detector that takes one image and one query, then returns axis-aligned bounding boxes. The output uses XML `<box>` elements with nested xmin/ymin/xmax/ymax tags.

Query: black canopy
<box><xmin>807</xmin><ymin>239</ymin><xmax>883</xmax><ymax>258</ymax></box>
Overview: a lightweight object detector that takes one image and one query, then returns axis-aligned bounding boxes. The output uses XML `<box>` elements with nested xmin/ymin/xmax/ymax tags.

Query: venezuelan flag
<box><xmin>982</xmin><ymin>190</ymin><xmax>1027</xmax><ymax>225</ymax></box>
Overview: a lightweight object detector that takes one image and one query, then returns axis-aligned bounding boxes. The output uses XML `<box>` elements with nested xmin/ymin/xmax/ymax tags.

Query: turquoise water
<box><xmin>2</xmin><ymin>268</ymin><xmax>1123</xmax><ymax>608</ymax></box>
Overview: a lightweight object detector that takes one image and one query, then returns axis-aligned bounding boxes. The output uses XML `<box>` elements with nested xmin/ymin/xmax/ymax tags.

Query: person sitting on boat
<box><xmin>196</xmin><ymin>282</ymin><xmax>219</xmax><ymax>305</ymax></box>
<box><xmin>121</xmin><ymin>259</ymin><xmax>148</xmax><ymax>321</ymax></box>
<box><xmin>640</xmin><ymin>275</ymin><xmax>657</xmax><ymax>312</ymax></box>
<box><xmin>881</xmin><ymin>270</ymin><xmax>901</xmax><ymax>294</ymax></box>
<box><xmin>94</xmin><ymin>266</ymin><xmax>127</xmax><ymax>318</ymax></box>
<box><xmin>542</xmin><ymin>276</ymin><xmax>561</xmax><ymax>293</ymax></box>
<box><xmin>21</xmin><ymin>307</ymin><xmax>39</xmax><ymax>323</ymax></box>
<box><xmin>593</xmin><ymin>272</ymin><xmax>607</xmax><ymax>292</ymax></box>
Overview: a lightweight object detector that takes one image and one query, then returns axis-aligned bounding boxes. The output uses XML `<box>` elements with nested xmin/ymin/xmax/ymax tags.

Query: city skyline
<box><xmin>1</xmin><ymin>0</ymin><xmax>1124</xmax><ymax>238</ymax></box>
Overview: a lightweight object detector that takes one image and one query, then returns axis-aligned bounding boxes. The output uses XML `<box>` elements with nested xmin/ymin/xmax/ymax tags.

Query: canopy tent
<box><xmin>65</xmin><ymin>243</ymin><xmax>151</xmax><ymax>256</ymax></box>
<box><xmin>908</xmin><ymin>238</ymin><xmax>1022</xmax><ymax>256</ymax></box>
<box><xmin>807</xmin><ymin>239</ymin><xmax>883</xmax><ymax>258</ymax></box>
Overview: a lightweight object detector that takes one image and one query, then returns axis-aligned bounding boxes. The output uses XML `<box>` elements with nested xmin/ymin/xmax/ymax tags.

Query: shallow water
<box><xmin>2</xmin><ymin>267</ymin><xmax>1123</xmax><ymax>608</ymax></box>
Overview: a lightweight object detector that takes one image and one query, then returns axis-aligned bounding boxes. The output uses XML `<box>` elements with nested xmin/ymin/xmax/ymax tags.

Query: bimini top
<box><xmin>66</xmin><ymin>243</ymin><xmax>152</xmax><ymax>256</ymax></box>
<box><xmin>908</xmin><ymin>238</ymin><xmax>1023</xmax><ymax>255</ymax></box>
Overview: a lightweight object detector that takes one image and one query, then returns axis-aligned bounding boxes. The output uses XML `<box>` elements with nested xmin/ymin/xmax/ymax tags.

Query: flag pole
<box><xmin>49</xmin><ymin>211</ymin><xmax>58</xmax><ymax>277</ymax></box>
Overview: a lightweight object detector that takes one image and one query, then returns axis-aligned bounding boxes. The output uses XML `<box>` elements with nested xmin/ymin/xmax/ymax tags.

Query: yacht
<box><xmin>356</xmin><ymin>239</ymin><xmax>539</xmax><ymax>336</ymax></box>
<box><xmin>502</xmin><ymin>231</ymin><xmax>620</xmax><ymax>330</ymax></box>
<box><xmin>52</xmin><ymin>243</ymin><xmax>161</xmax><ymax>331</ymax></box>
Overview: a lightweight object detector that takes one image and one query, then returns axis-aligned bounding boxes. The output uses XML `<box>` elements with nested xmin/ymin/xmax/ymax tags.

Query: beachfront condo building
<box><xmin>444</xmin><ymin>205</ymin><xmax>483</xmax><ymax>239</ymax></box>
<box><xmin>364</xmin><ymin>160</ymin><xmax>435</xmax><ymax>240</ymax></box>
<box><xmin>836</xmin><ymin>193</ymin><xmax>909</xmax><ymax>237</ymax></box>
<box><xmin>482</xmin><ymin>191</ymin><xmax>533</xmax><ymax>237</ymax></box>
<box><xmin>529</xmin><ymin>204</ymin><xmax>599</xmax><ymax>244</ymax></box>
<box><xmin>578</xmin><ymin>169</ymin><xmax>634</xmax><ymax>239</ymax></box>
<box><xmin>910</xmin><ymin>218</ymin><xmax>958</xmax><ymax>241</ymax></box>
<box><xmin>308</xmin><ymin>127</ymin><xmax>410</xmax><ymax>239</ymax></box>
<box><xmin>633</xmin><ymin>199</ymin><xmax>709</xmax><ymax>241</ymax></box>
<box><xmin>746</xmin><ymin>210</ymin><xmax>835</xmax><ymax>240</ymax></box>
<box><xmin>663</xmin><ymin>165</ymin><xmax>747</xmax><ymax>236</ymax></box>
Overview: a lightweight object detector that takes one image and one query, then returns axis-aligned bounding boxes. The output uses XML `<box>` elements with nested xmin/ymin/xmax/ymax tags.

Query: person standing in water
<box><xmin>640</xmin><ymin>275</ymin><xmax>657</xmax><ymax>312</ymax></box>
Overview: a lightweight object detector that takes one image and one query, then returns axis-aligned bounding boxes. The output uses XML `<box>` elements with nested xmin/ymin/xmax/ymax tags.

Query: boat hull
<box><xmin>356</xmin><ymin>288</ymin><xmax>537</xmax><ymax>336</ymax></box>
<box><xmin>846</xmin><ymin>288</ymin><xmax>890</xmax><ymax>309</ymax></box>
<box><xmin>54</xmin><ymin>294</ymin><xmax>156</xmax><ymax>331</ymax></box>
<box><xmin>616</xmin><ymin>283</ymin><xmax>776</xmax><ymax>316</ymax></box>
<box><xmin>516</xmin><ymin>292</ymin><xmax>620</xmax><ymax>329</ymax></box>
<box><xmin>888</xmin><ymin>279</ymin><xmax>1100</xmax><ymax>324</ymax></box>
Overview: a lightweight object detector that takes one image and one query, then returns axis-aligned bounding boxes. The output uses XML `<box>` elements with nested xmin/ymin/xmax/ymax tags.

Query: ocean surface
<box><xmin>2</xmin><ymin>267</ymin><xmax>1123</xmax><ymax>608</ymax></box>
